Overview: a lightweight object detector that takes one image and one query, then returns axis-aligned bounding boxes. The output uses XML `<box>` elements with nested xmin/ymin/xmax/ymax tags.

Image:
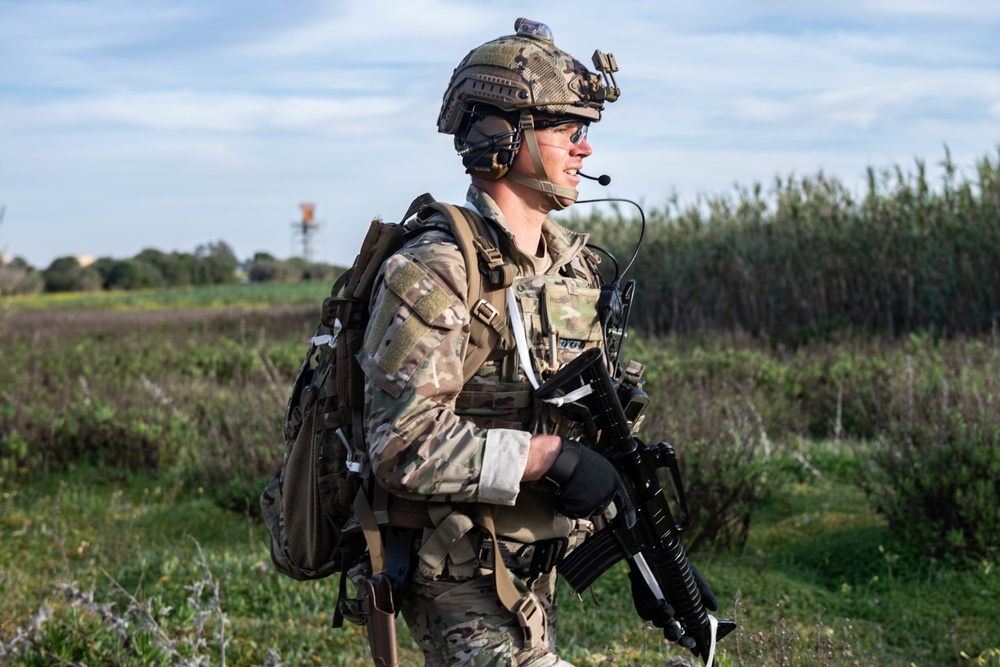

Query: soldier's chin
<box><xmin>554</xmin><ymin>191</ymin><xmax>579</xmax><ymax>210</ymax></box>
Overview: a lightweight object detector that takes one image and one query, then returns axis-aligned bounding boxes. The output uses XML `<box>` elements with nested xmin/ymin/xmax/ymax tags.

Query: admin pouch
<box><xmin>259</xmin><ymin>193</ymin><xmax>516</xmax><ymax>625</ymax></box>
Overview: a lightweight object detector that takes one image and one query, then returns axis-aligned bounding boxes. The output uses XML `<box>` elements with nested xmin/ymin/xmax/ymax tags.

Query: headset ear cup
<box><xmin>463</xmin><ymin>152</ymin><xmax>508</xmax><ymax>180</ymax></box>
<box><xmin>460</xmin><ymin>115</ymin><xmax>518</xmax><ymax>180</ymax></box>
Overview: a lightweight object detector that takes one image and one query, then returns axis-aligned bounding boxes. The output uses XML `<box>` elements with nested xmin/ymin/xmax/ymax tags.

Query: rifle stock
<box><xmin>537</xmin><ymin>347</ymin><xmax>736</xmax><ymax>664</ymax></box>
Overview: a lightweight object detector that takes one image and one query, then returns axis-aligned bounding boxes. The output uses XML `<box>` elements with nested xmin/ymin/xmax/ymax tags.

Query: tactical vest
<box><xmin>370</xmin><ymin>205</ymin><xmax>606</xmax><ymax>650</ymax></box>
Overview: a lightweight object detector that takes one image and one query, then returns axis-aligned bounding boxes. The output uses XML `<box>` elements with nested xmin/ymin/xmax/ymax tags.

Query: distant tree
<box><xmin>135</xmin><ymin>248</ymin><xmax>193</xmax><ymax>286</ymax></box>
<box><xmin>285</xmin><ymin>256</ymin><xmax>309</xmax><ymax>275</ymax></box>
<box><xmin>103</xmin><ymin>259</ymin><xmax>164</xmax><ymax>290</ymax></box>
<box><xmin>0</xmin><ymin>256</ymin><xmax>44</xmax><ymax>295</ymax></box>
<box><xmin>194</xmin><ymin>240</ymin><xmax>239</xmax><ymax>284</ymax></box>
<box><xmin>247</xmin><ymin>256</ymin><xmax>301</xmax><ymax>283</ymax></box>
<box><xmin>90</xmin><ymin>257</ymin><xmax>117</xmax><ymax>289</ymax></box>
<box><xmin>172</xmin><ymin>252</ymin><xmax>203</xmax><ymax>286</ymax></box>
<box><xmin>303</xmin><ymin>262</ymin><xmax>339</xmax><ymax>282</ymax></box>
<box><xmin>42</xmin><ymin>256</ymin><xmax>102</xmax><ymax>292</ymax></box>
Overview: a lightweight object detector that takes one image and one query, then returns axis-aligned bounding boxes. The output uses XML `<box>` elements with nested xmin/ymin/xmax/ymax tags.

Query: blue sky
<box><xmin>1</xmin><ymin>0</ymin><xmax>998</xmax><ymax>270</ymax></box>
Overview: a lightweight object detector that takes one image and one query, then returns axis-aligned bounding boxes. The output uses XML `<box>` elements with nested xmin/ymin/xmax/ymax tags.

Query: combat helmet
<box><xmin>438</xmin><ymin>18</ymin><xmax>621</xmax><ymax>210</ymax></box>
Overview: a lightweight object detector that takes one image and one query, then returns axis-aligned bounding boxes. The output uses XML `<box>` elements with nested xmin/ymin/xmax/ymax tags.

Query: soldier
<box><xmin>359</xmin><ymin>18</ymin><xmax>673</xmax><ymax>666</ymax></box>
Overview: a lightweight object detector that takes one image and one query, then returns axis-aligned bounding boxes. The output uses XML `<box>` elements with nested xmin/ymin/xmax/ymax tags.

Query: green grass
<box><xmin>3</xmin><ymin>448</ymin><xmax>997</xmax><ymax>666</ymax></box>
<box><xmin>3</xmin><ymin>285</ymin><xmax>999</xmax><ymax>666</ymax></box>
<box><xmin>4</xmin><ymin>280</ymin><xmax>333</xmax><ymax>312</ymax></box>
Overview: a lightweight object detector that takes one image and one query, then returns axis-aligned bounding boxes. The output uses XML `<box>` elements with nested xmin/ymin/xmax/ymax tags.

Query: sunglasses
<box><xmin>533</xmin><ymin>118</ymin><xmax>590</xmax><ymax>145</ymax></box>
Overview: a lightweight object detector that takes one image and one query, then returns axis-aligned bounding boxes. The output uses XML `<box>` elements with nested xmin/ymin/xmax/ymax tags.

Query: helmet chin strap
<box><xmin>504</xmin><ymin>110</ymin><xmax>579</xmax><ymax>211</ymax></box>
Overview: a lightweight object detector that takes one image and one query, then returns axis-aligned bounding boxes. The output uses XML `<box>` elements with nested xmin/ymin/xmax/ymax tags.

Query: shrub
<box><xmin>0</xmin><ymin>307</ymin><xmax>306</xmax><ymax>504</ymax></box>
<box><xmin>632</xmin><ymin>337</ymin><xmax>771</xmax><ymax>554</ymax></box>
<box><xmin>302</xmin><ymin>262</ymin><xmax>339</xmax><ymax>282</ymax></box>
<box><xmin>866</xmin><ymin>339</ymin><xmax>1000</xmax><ymax>562</ymax></box>
<box><xmin>0</xmin><ymin>257</ymin><xmax>44</xmax><ymax>295</ymax></box>
<box><xmin>247</xmin><ymin>256</ymin><xmax>302</xmax><ymax>283</ymax></box>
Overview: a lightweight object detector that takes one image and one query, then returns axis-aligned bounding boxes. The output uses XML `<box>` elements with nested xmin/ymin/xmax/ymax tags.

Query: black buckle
<box><xmin>528</xmin><ymin>538</ymin><xmax>569</xmax><ymax>576</ymax></box>
<box><xmin>479</xmin><ymin>537</ymin><xmax>570</xmax><ymax>579</ymax></box>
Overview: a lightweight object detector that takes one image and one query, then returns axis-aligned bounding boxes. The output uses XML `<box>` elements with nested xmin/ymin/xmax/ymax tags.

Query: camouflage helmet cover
<box><xmin>438</xmin><ymin>18</ymin><xmax>617</xmax><ymax>136</ymax></box>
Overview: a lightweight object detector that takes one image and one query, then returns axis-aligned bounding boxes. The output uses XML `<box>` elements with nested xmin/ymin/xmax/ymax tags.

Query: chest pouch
<box><xmin>541</xmin><ymin>281</ymin><xmax>604</xmax><ymax>370</ymax></box>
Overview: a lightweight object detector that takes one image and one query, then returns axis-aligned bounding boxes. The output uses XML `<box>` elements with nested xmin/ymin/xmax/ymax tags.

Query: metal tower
<box><xmin>291</xmin><ymin>202</ymin><xmax>320</xmax><ymax>261</ymax></box>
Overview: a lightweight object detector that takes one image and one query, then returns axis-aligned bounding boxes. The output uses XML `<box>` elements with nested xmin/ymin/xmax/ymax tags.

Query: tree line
<box><xmin>0</xmin><ymin>241</ymin><xmax>343</xmax><ymax>295</ymax></box>
<box><xmin>4</xmin><ymin>146</ymin><xmax>998</xmax><ymax>344</ymax></box>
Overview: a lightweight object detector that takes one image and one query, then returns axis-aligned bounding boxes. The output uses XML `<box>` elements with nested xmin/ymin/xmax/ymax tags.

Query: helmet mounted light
<box><xmin>513</xmin><ymin>17</ymin><xmax>553</xmax><ymax>41</ymax></box>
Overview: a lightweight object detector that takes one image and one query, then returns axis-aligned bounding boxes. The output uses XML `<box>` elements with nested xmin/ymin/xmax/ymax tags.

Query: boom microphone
<box><xmin>579</xmin><ymin>171</ymin><xmax>611</xmax><ymax>186</ymax></box>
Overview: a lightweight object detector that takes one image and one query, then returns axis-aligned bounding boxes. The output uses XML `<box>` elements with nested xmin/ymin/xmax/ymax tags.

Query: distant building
<box><xmin>76</xmin><ymin>254</ymin><xmax>94</xmax><ymax>268</ymax></box>
<box><xmin>0</xmin><ymin>252</ymin><xmax>10</xmax><ymax>266</ymax></box>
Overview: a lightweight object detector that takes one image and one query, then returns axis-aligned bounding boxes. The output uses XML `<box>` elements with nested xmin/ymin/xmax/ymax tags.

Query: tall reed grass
<box><xmin>572</xmin><ymin>148</ymin><xmax>1000</xmax><ymax>343</ymax></box>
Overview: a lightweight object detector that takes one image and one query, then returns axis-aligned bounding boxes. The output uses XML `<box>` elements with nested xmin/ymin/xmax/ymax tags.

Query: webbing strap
<box><xmin>354</xmin><ymin>488</ymin><xmax>386</xmax><ymax>574</ymax></box>
<box><xmin>416</xmin><ymin>507</ymin><xmax>476</xmax><ymax>574</ymax></box>
<box><xmin>424</xmin><ymin>201</ymin><xmax>513</xmax><ymax>383</ymax></box>
<box><xmin>476</xmin><ymin>506</ymin><xmax>546</xmax><ymax>649</ymax></box>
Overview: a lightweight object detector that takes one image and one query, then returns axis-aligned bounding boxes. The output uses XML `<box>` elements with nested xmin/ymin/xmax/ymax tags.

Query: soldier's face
<box><xmin>511</xmin><ymin>115</ymin><xmax>593</xmax><ymax>199</ymax></box>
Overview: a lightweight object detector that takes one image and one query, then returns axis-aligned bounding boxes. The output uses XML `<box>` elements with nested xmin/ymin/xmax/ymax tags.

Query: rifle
<box><xmin>536</xmin><ymin>346</ymin><xmax>736</xmax><ymax>665</ymax></box>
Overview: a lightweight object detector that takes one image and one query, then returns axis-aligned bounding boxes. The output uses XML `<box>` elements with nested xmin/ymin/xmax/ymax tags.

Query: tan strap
<box><xmin>423</xmin><ymin>201</ymin><xmax>514</xmax><ymax>384</ymax></box>
<box><xmin>476</xmin><ymin>506</ymin><xmax>546</xmax><ymax>649</ymax></box>
<box><xmin>415</xmin><ymin>507</ymin><xmax>477</xmax><ymax>574</ymax></box>
<box><xmin>354</xmin><ymin>488</ymin><xmax>386</xmax><ymax>574</ymax></box>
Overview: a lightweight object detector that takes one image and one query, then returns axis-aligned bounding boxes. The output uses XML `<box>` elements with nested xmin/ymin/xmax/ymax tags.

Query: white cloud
<box><xmin>236</xmin><ymin>0</ymin><xmax>492</xmax><ymax>60</ymax></box>
<box><xmin>0</xmin><ymin>0</ymin><xmax>200</xmax><ymax>53</ymax></box>
<box><xmin>730</xmin><ymin>69</ymin><xmax>998</xmax><ymax>132</ymax></box>
<box><xmin>0</xmin><ymin>0</ymin><xmax>997</xmax><ymax>270</ymax></box>
<box><xmin>841</xmin><ymin>0</ymin><xmax>1000</xmax><ymax>20</ymax></box>
<box><xmin>2</xmin><ymin>92</ymin><xmax>406</xmax><ymax>133</ymax></box>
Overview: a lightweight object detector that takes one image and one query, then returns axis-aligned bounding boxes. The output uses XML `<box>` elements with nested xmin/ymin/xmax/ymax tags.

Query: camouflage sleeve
<box><xmin>359</xmin><ymin>236</ymin><xmax>531</xmax><ymax>505</ymax></box>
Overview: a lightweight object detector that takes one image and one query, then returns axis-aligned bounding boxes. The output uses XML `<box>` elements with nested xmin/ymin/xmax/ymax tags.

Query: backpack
<box><xmin>259</xmin><ymin>194</ymin><xmax>515</xmax><ymax>613</ymax></box>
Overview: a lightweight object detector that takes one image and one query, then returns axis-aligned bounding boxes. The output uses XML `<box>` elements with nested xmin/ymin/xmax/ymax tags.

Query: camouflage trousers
<box><xmin>400</xmin><ymin>568</ymin><xmax>573</xmax><ymax>667</ymax></box>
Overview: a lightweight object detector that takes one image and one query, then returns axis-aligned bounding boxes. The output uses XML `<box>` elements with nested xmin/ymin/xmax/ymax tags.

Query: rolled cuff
<box><xmin>478</xmin><ymin>428</ymin><xmax>532</xmax><ymax>505</ymax></box>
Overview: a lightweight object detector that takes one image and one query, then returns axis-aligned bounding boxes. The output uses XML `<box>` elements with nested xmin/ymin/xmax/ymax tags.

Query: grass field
<box><xmin>2</xmin><ymin>284</ymin><xmax>998</xmax><ymax>666</ymax></box>
<box><xmin>3</xmin><ymin>280</ymin><xmax>333</xmax><ymax>312</ymax></box>
<box><xmin>4</xmin><ymin>449</ymin><xmax>997</xmax><ymax>666</ymax></box>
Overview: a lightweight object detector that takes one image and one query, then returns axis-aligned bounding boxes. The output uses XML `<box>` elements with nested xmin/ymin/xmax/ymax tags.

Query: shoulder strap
<box><xmin>422</xmin><ymin>202</ymin><xmax>515</xmax><ymax>384</ymax></box>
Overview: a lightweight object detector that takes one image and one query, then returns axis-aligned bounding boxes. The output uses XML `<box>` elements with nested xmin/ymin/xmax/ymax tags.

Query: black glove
<box><xmin>690</xmin><ymin>561</ymin><xmax>719</xmax><ymax>612</ymax></box>
<box><xmin>544</xmin><ymin>438</ymin><xmax>635</xmax><ymax>526</ymax></box>
<box><xmin>628</xmin><ymin>568</ymin><xmax>683</xmax><ymax>641</ymax></box>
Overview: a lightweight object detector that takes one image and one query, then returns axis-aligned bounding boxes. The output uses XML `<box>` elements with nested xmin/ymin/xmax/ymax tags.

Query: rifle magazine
<box><xmin>557</xmin><ymin>528</ymin><xmax>626</xmax><ymax>593</ymax></box>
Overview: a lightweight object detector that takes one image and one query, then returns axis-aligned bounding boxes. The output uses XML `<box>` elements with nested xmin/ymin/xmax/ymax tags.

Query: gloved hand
<box><xmin>690</xmin><ymin>561</ymin><xmax>719</xmax><ymax>612</ymax></box>
<box><xmin>544</xmin><ymin>438</ymin><xmax>635</xmax><ymax>526</ymax></box>
<box><xmin>628</xmin><ymin>568</ymin><xmax>683</xmax><ymax>641</ymax></box>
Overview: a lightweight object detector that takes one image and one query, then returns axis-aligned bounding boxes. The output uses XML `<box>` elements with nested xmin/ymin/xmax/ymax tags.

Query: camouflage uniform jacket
<box><xmin>359</xmin><ymin>185</ymin><xmax>604</xmax><ymax>546</ymax></box>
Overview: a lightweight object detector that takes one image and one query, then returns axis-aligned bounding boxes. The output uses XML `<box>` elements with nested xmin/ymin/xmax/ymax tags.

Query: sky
<box><xmin>1</xmin><ymin>0</ymin><xmax>998</xmax><ymax>270</ymax></box>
